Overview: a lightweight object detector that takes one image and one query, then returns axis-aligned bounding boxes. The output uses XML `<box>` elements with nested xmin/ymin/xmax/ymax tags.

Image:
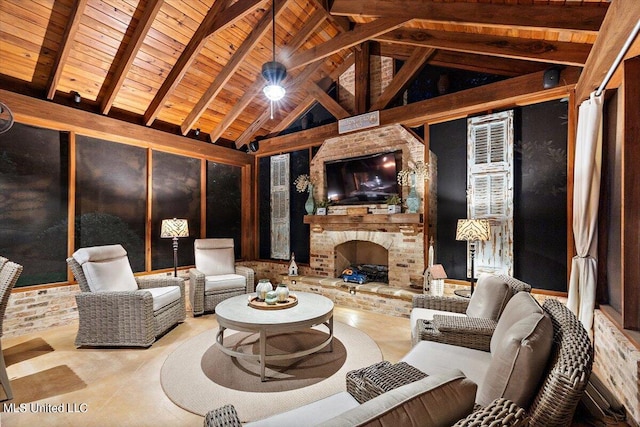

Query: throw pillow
<box><xmin>465</xmin><ymin>274</ymin><xmax>513</xmax><ymax>320</ymax></box>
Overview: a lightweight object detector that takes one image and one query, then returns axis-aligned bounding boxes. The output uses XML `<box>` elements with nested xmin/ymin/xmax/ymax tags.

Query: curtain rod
<box><xmin>595</xmin><ymin>18</ymin><xmax>640</xmax><ymax>96</ymax></box>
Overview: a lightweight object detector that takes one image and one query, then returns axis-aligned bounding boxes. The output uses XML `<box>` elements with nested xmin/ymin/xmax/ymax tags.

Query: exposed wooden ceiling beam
<box><xmin>286</xmin><ymin>18</ymin><xmax>410</xmax><ymax>70</ymax></box>
<box><xmin>143</xmin><ymin>0</ymin><xmax>263</xmax><ymax>126</ymax></box>
<box><xmin>376</xmin><ymin>28</ymin><xmax>592</xmax><ymax>67</ymax></box>
<box><xmin>234</xmin><ymin>61</ymin><xmax>327</xmax><ymax>148</ymax></box>
<box><xmin>330</xmin><ymin>0</ymin><xmax>607</xmax><ymax>33</ymax></box>
<box><xmin>180</xmin><ymin>0</ymin><xmax>289</xmax><ymax>135</ymax></box>
<box><xmin>576</xmin><ymin>0</ymin><xmax>640</xmax><ymax>102</ymax></box>
<box><xmin>258</xmin><ymin>67</ymin><xmax>581</xmax><ymax>154</ymax></box>
<box><xmin>355</xmin><ymin>42</ymin><xmax>371</xmax><ymax>114</ymax></box>
<box><xmin>308</xmin><ymin>82</ymin><xmax>351</xmax><ymax>119</ymax></box>
<box><xmin>100</xmin><ymin>0</ymin><xmax>164</xmax><ymax>115</ymax></box>
<box><xmin>310</xmin><ymin>0</ymin><xmax>351</xmax><ymax>32</ymax></box>
<box><xmin>1</xmin><ymin>89</ymin><xmax>252</xmax><ymax>166</ymax></box>
<box><xmin>46</xmin><ymin>0</ymin><xmax>88</xmax><ymax>100</ymax></box>
<box><xmin>208</xmin><ymin>9</ymin><xmax>328</xmax><ymax>144</ymax></box>
<box><xmin>370</xmin><ymin>47</ymin><xmax>435</xmax><ymax>111</ymax></box>
<box><xmin>270</xmin><ymin>95</ymin><xmax>316</xmax><ymax>134</ymax></box>
<box><xmin>235</xmin><ymin>54</ymin><xmax>355</xmax><ymax>148</ymax></box>
<box><xmin>427</xmin><ymin>50</ymin><xmax>548</xmax><ymax>77</ymax></box>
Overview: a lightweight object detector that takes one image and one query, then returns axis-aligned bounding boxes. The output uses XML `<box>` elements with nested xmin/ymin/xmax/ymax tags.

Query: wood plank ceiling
<box><xmin>0</xmin><ymin>0</ymin><xmax>609</xmax><ymax>151</ymax></box>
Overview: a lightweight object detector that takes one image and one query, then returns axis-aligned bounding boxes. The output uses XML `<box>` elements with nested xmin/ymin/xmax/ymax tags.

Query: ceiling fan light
<box><xmin>263</xmin><ymin>84</ymin><xmax>286</xmax><ymax>101</ymax></box>
<box><xmin>262</xmin><ymin>61</ymin><xmax>287</xmax><ymax>84</ymax></box>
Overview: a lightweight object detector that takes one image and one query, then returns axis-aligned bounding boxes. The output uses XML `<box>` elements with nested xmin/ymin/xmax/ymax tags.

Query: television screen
<box><xmin>325</xmin><ymin>151</ymin><xmax>401</xmax><ymax>205</ymax></box>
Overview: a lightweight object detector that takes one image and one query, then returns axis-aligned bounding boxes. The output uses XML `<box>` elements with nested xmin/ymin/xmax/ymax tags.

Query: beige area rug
<box><xmin>160</xmin><ymin>321</ymin><xmax>382</xmax><ymax>421</ymax></box>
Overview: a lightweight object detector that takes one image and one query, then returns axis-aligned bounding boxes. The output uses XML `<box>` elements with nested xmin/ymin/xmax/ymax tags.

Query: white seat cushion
<box><xmin>401</xmin><ymin>340</ymin><xmax>492</xmax><ymax>390</ymax></box>
<box><xmin>145</xmin><ymin>286</ymin><xmax>181</xmax><ymax>311</ymax></box>
<box><xmin>205</xmin><ymin>274</ymin><xmax>246</xmax><ymax>292</ymax></box>
<box><xmin>245</xmin><ymin>391</ymin><xmax>359</xmax><ymax>427</ymax></box>
<box><xmin>410</xmin><ymin>308</ymin><xmax>466</xmax><ymax>331</ymax></box>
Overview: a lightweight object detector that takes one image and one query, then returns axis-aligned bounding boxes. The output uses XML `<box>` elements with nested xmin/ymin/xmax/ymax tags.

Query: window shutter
<box><xmin>270</xmin><ymin>154</ymin><xmax>290</xmax><ymax>259</ymax></box>
<box><xmin>467</xmin><ymin>111</ymin><xmax>514</xmax><ymax>276</ymax></box>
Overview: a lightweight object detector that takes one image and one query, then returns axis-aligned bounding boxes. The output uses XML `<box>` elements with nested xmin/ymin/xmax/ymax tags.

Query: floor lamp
<box><xmin>455</xmin><ymin>218</ymin><xmax>491</xmax><ymax>297</ymax></box>
<box><xmin>161</xmin><ymin>218</ymin><xmax>189</xmax><ymax>277</ymax></box>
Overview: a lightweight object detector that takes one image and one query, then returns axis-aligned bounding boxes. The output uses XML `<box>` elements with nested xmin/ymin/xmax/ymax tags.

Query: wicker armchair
<box><xmin>67</xmin><ymin>245</ymin><xmax>185</xmax><ymax>347</ymax></box>
<box><xmin>0</xmin><ymin>260</ymin><xmax>23</xmax><ymax>401</ymax></box>
<box><xmin>412</xmin><ymin>274</ymin><xmax>532</xmax><ymax>349</ymax></box>
<box><xmin>189</xmin><ymin>239</ymin><xmax>254</xmax><ymax>316</ymax></box>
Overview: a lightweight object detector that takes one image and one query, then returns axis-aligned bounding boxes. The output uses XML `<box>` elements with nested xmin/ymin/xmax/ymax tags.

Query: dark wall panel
<box><xmin>206</xmin><ymin>161</ymin><xmax>242</xmax><ymax>259</ymax></box>
<box><xmin>258</xmin><ymin>150</ymin><xmax>311</xmax><ymax>263</ymax></box>
<box><xmin>515</xmin><ymin>100</ymin><xmax>568</xmax><ymax>291</ymax></box>
<box><xmin>75</xmin><ymin>136</ymin><xmax>147</xmax><ymax>271</ymax></box>
<box><xmin>429</xmin><ymin>118</ymin><xmax>468</xmax><ymax>280</ymax></box>
<box><xmin>430</xmin><ymin>102</ymin><xmax>568</xmax><ymax>291</ymax></box>
<box><xmin>0</xmin><ymin>123</ymin><xmax>69</xmax><ymax>286</ymax></box>
<box><xmin>152</xmin><ymin>151</ymin><xmax>200</xmax><ymax>270</ymax></box>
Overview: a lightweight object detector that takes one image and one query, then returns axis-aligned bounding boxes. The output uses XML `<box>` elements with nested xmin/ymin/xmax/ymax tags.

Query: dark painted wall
<box><xmin>430</xmin><ymin>100</ymin><xmax>568</xmax><ymax>292</ymax></box>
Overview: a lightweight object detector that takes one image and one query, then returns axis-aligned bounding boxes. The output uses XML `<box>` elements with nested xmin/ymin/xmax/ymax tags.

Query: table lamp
<box><xmin>455</xmin><ymin>218</ymin><xmax>491</xmax><ymax>297</ymax></box>
<box><xmin>161</xmin><ymin>218</ymin><xmax>189</xmax><ymax>277</ymax></box>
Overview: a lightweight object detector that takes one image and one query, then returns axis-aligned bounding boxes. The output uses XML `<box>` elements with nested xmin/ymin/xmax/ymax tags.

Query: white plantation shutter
<box><xmin>270</xmin><ymin>154</ymin><xmax>290</xmax><ymax>259</ymax></box>
<box><xmin>467</xmin><ymin>111</ymin><xmax>514</xmax><ymax>276</ymax></box>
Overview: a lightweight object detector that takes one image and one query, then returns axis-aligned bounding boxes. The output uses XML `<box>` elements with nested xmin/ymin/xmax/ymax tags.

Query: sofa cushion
<box><xmin>194</xmin><ymin>239</ymin><xmax>235</xmax><ymax>276</ymax></box>
<box><xmin>73</xmin><ymin>245</ymin><xmax>138</xmax><ymax>293</ymax></box>
<box><xmin>245</xmin><ymin>391</ymin><xmax>360</xmax><ymax>427</ymax></box>
<box><xmin>401</xmin><ymin>341</ymin><xmax>491</xmax><ymax>389</ymax></box>
<box><xmin>205</xmin><ymin>274</ymin><xmax>247</xmax><ymax>292</ymax></box>
<box><xmin>478</xmin><ymin>292</ymin><xmax>554</xmax><ymax>408</ymax></box>
<box><xmin>145</xmin><ymin>286</ymin><xmax>181</xmax><ymax>311</ymax></box>
<box><xmin>319</xmin><ymin>369</ymin><xmax>476</xmax><ymax>427</ymax></box>
<box><xmin>465</xmin><ymin>274</ymin><xmax>513</xmax><ymax>320</ymax></box>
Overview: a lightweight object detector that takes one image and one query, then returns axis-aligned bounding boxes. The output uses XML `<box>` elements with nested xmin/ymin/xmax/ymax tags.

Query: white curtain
<box><xmin>567</xmin><ymin>91</ymin><xmax>604</xmax><ymax>331</ymax></box>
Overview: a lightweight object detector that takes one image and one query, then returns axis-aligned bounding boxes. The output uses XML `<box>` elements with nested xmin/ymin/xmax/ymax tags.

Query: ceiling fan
<box><xmin>0</xmin><ymin>102</ymin><xmax>14</xmax><ymax>134</ymax></box>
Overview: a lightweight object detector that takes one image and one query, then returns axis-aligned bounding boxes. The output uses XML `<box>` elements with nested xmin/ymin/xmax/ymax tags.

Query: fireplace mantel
<box><xmin>304</xmin><ymin>213</ymin><xmax>423</xmax><ymax>235</ymax></box>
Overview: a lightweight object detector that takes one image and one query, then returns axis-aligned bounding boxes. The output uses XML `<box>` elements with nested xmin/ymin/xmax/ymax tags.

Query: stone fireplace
<box><xmin>305</xmin><ymin>124</ymin><xmax>434</xmax><ymax>289</ymax></box>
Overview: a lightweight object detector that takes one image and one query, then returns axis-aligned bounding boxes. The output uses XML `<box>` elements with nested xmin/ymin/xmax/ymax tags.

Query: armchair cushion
<box><xmin>195</xmin><ymin>239</ymin><xmax>235</xmax><ymax>276</ymax></box>
<box><xmin>205</xmin><ymin>274</ymin><xmax>247</xmax><ymax>292</ymax></box>
<box><xmin>478</xmin><ymin>292</ymin><xmax>553</xmax><ymax>408</ymax></box>
<box><xmin>465</xmin><ymin>274</ymin><xmax>513</xmax><ymax>320</ymax></box>
<box><xmin>72</xmin><ymin>245</ymin><xmax>138</xmax><ymax>293</ymax></box>
<box><xmin>410</xmin><ymin>308</ymin><xmax>465</xmax><ymax>332</ymax></box>
<box><xmin>146</xmin><ymin>286</ymin><xmax>182</xmax><ymax>311</ymax></box>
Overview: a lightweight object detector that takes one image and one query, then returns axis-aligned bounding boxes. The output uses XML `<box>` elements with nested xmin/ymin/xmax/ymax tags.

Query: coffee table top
<box><xmin>215</xmin><ymin>291</ymin><xmax>333</xmax><ymax>329</ymax></box>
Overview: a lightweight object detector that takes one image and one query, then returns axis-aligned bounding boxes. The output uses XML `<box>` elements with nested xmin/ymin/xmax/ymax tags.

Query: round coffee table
<box><xmin>215</xmin><ymin>291</ymin><xmax>334</xmax><ymax>381</ymax></box>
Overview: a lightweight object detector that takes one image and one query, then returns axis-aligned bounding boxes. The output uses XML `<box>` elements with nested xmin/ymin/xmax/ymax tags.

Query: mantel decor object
<box><xmin>294</xmin><ymin>174</ymin><xmax>315</xmax><ymax>215</ymax></box>
<box><xmin>455</xmin><ymin>218</ymin><xmax>491</xmax><ymax>297</ymax></box>
<box><xmin>160</xmin><ymin>218</ymin><xmax>189</xmax><ymax>277</ymax></box>
<box><xmin>397</xmin><ymin>161</ymin><xmax>429</xmax><ymax>214</ymax></box>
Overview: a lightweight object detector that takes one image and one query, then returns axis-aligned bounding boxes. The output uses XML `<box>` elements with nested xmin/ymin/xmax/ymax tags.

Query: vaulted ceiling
<box><xmin>0</xmin><ymin>0</ymin><xmax>610</xmax><ymax>151</ymax></box>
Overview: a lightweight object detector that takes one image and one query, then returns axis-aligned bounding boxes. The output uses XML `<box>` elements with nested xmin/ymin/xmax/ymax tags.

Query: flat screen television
<box><xmin>325</xmin><ymin>151</ymin><xmax>402</xmax><ymax>205</ymax></box>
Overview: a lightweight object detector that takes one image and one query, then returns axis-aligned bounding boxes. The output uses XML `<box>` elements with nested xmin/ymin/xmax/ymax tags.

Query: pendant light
<box><xmin>262</xmin><ymin>0</ymin><xmax>286</xmax><ymax>119</ymax></box>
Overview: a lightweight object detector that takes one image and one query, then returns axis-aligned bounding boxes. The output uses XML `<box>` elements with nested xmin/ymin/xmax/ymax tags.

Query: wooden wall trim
<box><xmin>622</xmin><ymin>56</ymin><xmax>640</xmax><ymax>330</ymax></box>
<box><xmin>0</xmin><ymin>89</ymin><xmax>253</xmax><ymax>167</ymax></box>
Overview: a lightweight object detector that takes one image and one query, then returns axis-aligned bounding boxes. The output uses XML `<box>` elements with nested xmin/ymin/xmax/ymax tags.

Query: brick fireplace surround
<box><xmin>306</xmin><ymin>124</ymin><xmax>428</xmax><ymax>289</ymax></box>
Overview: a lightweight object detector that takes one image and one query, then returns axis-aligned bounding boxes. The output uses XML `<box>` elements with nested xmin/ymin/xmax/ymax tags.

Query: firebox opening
<box><xmin>335</xmin><ymin>240</ymin><xmax>389</xmax><ymax>283</ymax></box>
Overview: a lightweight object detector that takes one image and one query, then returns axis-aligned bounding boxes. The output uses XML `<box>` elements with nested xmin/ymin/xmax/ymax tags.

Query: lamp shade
<box><xmin>455</xmin><ymin>219</ymin><xmax>490</xmax><ymax>242</ymax></box>
<box><xmin>161</xmin><ymin>218</ymin><xmax>189</xmax><ymax>238</ymax></box>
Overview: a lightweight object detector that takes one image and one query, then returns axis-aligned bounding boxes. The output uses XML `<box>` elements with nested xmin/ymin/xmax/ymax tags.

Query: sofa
<box><xmin>411</xmin><ymin>273</ymin><xmax>532</xmax><ymax>348</ymax></box>
<box><xmin>204</xmin><ymin>291</ymin><xmax>593</xmax><ymax>426</ymax></box>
